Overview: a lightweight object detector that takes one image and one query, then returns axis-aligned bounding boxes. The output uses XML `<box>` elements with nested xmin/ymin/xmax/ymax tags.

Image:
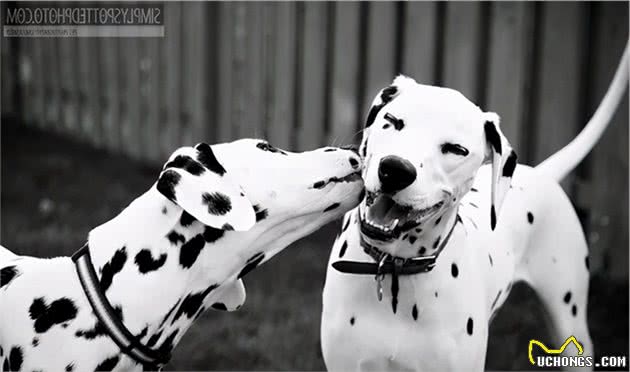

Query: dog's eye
<box><xmin>441</xmin><ymin>143</ymin><xmax>469</xmax><ymax>156</ymax></box>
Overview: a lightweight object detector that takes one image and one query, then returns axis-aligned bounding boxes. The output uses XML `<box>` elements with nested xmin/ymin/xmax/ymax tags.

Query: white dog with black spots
<box><xmin>321</xmin><ymin>46</ymin><xmax>627</xmax><ymax>372</ymax></box>
<box><xmin>0</xmin><ymin>139</ymin><xmax>364</xmax><ymax>371</ymax></box>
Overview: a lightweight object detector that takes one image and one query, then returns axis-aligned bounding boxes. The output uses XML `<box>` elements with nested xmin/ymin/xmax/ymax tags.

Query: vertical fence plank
<box><xmin>265</xmin><ymin>2</ymin><xmax>296</xmax><ymax>149</ymax></box>
<box><xmin>138</xmin><ymin>35</ymin><xmax>161</xmax><ymax>162</ymax></box>
<box><xmin>77</xmin><ymin>37</ymin><xmax>100</xmax><ymax>146</ymax></box>
<box><xmin>585</xmin><ymin>3</ymin><xmax>628</xmax><ymax>279</ymax></box>
<box><xmin>101</xmin><ymin>36</ymin><xmax>120</xmax><ymax>152</ymax></box>
<box><xmin>0</xmin><ymin>3</ymin><xmax>15</xmax><ymax>117</ymax></box>
<box><xmin>58</xmin><ymin>25</ymin><xmax>79</xmax><ymax>133</ymax></box>
<box><xmin>17</xmin><ymin>38</ymin><xmax>34</xmax><ymax>125</ymax></box>
<box><xmin>442</xmin><ymin>2</ymin><xmax>483</xmax><ymax>102</ymax></box>
<box><xmin>531</xmin><ymin>3</ymin><xmax>587</xmax><ymax>192</ymax></box>
<box><xmin>41</xmin><ymin>39</ymin><xmax>61</xmax><ymax>131</ymax></box>
<box><xmin>328</xmin><ymin>2</ymin><xmax>361</xmax><ymax>146</ymax></box>
<box><xmin>401</xmin><ymin>2</ymin><xmax>437</xmax><ymax>85</ymax></box>
<box><xmin>361</xmin><ymin>2</ymin><xmax>397</xmax><ymax>121</ymax></box>
<box><xmin>484</xmin><ymin>3</ymin><xmax>534</xmax><ymax>154</ymax></box>
<box><xmin>181</xmin><ymin>2</ymin><xmax>209</xmax><ymax>146</ymax></box>
<box><xmin>240</xmin><ymin>3</ymin><xmax>265</xmax><ymax>139</ymax></box>
<box><xmin>31</xmin><ymin>38</ymin><xmax>46</xmax><ymax>128</ymax></box>
<box><xmin>159</xmin><ymin>2</ymin><xmax>181</xmax><ymax>156</ymax></box>
<box><xmin>217</xmin><ymin>2</ymin><xmax>235</xmax><ymax>143</ymax></box>
<box><xmin>296</xmin><ymin>2</ymin><xmax>328</xmax><ymax>150</ymax></box>
<box><xmin>119</xmin><ymin>35</ymin><xmax>141</xmax><ymax>159</ymax></box>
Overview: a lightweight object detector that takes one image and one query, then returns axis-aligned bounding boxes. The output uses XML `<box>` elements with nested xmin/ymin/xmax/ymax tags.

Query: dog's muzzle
<box><xmin>359</xmin><ymin>191</ymin><xmax>444</xmax><ymax>241</ymax></box>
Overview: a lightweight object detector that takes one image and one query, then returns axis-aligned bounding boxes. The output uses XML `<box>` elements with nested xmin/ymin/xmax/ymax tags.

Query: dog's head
<box><xmin>358</xmin><ymin>76</ymin><xmax>516</xmax><ymax>250</ymax></box>
<box><xmin>157</xmin><ymin>139</ymin><xmax>364</xmax><ymax>250</ymax></box>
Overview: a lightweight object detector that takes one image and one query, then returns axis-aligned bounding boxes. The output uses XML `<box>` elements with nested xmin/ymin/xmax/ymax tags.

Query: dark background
<box><xmin>1</xmin><ymin>1</ymin><xmax>628</xmax><ymax>370</ymax></box>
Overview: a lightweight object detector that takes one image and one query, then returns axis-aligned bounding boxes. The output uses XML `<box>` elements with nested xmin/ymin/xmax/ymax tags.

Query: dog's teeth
<box><xmin>390</xmin><ymin>219</ymin><xmax>399</xmax><ymax>230</ymax></box>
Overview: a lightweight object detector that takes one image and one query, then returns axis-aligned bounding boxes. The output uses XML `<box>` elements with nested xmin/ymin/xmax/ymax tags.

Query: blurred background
<box><xmin>1</xmin><ymin>1</ymin><xmax>628</xmax><ymax>370</ymax></box>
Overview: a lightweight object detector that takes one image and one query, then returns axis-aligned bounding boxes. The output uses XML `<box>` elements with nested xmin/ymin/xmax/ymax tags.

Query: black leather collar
<box><xmin>72</xmin><ymin>244</ymin><xmax>170</xmax><ymax>369</ymax></box>
<box><xmin>332</xmin><ymin>214</ymin><xmax>458</xmax><ymax>277</ymax></box>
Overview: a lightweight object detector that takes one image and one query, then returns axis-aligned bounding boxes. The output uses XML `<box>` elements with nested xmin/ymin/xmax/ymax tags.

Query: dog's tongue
<box><xmin>366</xmin><ymin>195</ymin><xmax>409</xmax><ymax>226</ymax></box>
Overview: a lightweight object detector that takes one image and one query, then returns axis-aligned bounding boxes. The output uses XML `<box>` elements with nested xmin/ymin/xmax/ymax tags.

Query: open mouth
<box><xmin>359</xmin><ymin>191</ymin><xmax>444</xmax><ymax>242</ymax></box>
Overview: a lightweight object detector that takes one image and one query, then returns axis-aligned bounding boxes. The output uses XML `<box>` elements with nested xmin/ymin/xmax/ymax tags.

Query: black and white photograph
<box><xmin>0</xmin><ymin>1</ymin><xmax>628</xmax><ymax>371</ymax></box>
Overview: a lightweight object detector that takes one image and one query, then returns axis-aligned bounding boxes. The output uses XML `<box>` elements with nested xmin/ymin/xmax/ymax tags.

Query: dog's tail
<box><xmin>536</xmin><ymin>42</ymin><xmax>628</xmax><ymax>181</ymax></box>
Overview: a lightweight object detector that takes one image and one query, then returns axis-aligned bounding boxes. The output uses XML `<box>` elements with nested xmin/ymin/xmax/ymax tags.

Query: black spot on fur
<box><xmin>527</xmin><ymin>212</ymin><xmax>534</xmax><ymax>224</ymax></box>
<box><xmin>563</xmin><ymin>291</ymin><xmax>572</xmax><ymax>304</ymax></box>
<box><xmin>222</xmin><ymin>223</ymin><xmax>234</xmax><ymax>231</ymax></box>
<box><xmin>179</xmin><ymin>234</ymin><xmax>206</xmax><ymax>269</ymax></box>
<box><xmin>491</xmin><ymin>290</ymin><xmax>502</xmax><ymax>309</ymax></box>
<box><xmin>435</xmin><ymin>291</ymin><xmax>438</xmax><ymax>298</ymax></box>
<box><xmin>361</xmin><ymin>137</ymin><xmax>368</xmax><ymax>157</ymax></box>
<box><xmin>238</xmin><ymin>252</ymin><xmax>265</xmax><ymax>279</ymax></box>
<box><xmin>167</xmin><ymin>231</ymin><xmax>185</xmax><ymax>245</ymax></box>
<box><xmin>350</xmin><ymin>317</ymin><xmax>355</xmax><ymax>325</ymax></box>
<box><xmin>202</xmin><ymin>226</ymin><xmax>225</xmax><ymax>243</ymax></box>
<box><xmin>195</xmin><ymin>143</ymin><xmax>226</xmax><ymax>175</ymax></box>
<box><xmin>324</xmin><ymin>203</ymin><xmax>341</xmax><ymax>212</ymax></box>
<box><xmin>391</xmin><ymin>274</ymin><xmax>399</xmax><ymax>314</ymax></box>
<box><xmin>164</xmin><ymin>155</ymin><xmax>205</xmax><ymax>176</ymax></box>
<box><xmin>0</xmin><ymin>346</ymin><xmax>3</xmax><ymax>357</ymax></box>
<box><xmin>65</xmin><ymin>363</ymin><xmax>75</xmax><ymax>372</ymax></box>
<box><xmin>484</xmin><ymin>120</ymin><xmax>502</xmax><ymax>155</ymax></box>
<box><xmin>451</xmin><ymin>263</ymin><xmax>459</xmax><ymax>278</ymax></box>
<box><xmin>162</xmin><ymin>206</ymin><xmax>168</xmax><ymax>214</ymax></box>
<box><xmin>339</xmin><ymin>241</ymin><xmax>348</xmax><ymax>258</ymax></box>
<box><xmin>173</xmin><ymin>284</ymin><xmax>219</xmax><ymax>323</ymax></box>
<box><xmin>313</xmin><ymin>180</ymin><xmax>326</xmax><ymax>189</ymax></box>
<box><xmin>256</xmin><ymin>142</ymin><xmax>288</xmax><ymax>155</ymax></box>
<box><xmin>418</xmin><ymin>246</ymin><xmax>426</xmax><ymax>255</ymax></box>
<box><xmin>134</xmin><ymin>249</ymin><xmax>167</xmax><ymax>274</ymax></box>
<box><xmin>180</xmin><ymin>211</ymin><xmax>196</xmax><ymax>227</ymax></box>
<box><xmin>158</xmin><ymin>330</ymin><xmax>179</xmax><ymax>355</ymax></box>
<box><xmin>6</xmin><ymin>347</ymin><xmax>23</xmax><ymax>371</ymax></box>
<box><xmin>156</xmin><ymin>169</ymin><xmax>181</xmax><ymax>202</ymax></box>
<box><xmin>253</xmin><ymin>204</ymin><xmax>268</xmax><ymax>222</ymax></box>
<box><xmin>365</xmin><ymin>86</ymin><xmax>398</xmax><ymax>127</ymax></box>
<box><xmin>0</xmin><ymin>266</ymin><xmax>19</xmax><ymax>289</ymax></box>
<box><xmin>572</xmin><ymin>304</ymin><xmax>577</xmax><ymax>316</ymax></box>
<box><xmin>466</xmin><ymin>317</ymin><xmax>474</xmax><ymax>335</ymax></box>
<box><xmin>469</xmin><ymin>202</ymin><xmax>479</xmax><ymax>209</ymax></box>
<box><xmin>488</xmin><ymin>254</ymin><xmax>493</xmax><ymax>266</ymax></box>
<box><xmin>99</xmin><ymin>247</ymin><xmax>127</xmax><ymax>292</ymax></box>
<box><xmin>211</xmin><ymin>302</ymin><xmax>227</xmax><ymax>311</ymax></box>
<box><xmin>471</xmin><ymin>187</ymin><xmax>478</xmax><ymax>192</ymax></box>
<box><xmin>146</xmin><ymin>330</ymin><xmax>163</xmax><ymax>348</ymax></box>
<box><xmin>342</xmin><ymin>217</ymin><xmax>351</xmax><ymax>232</ymax></box>
<box><xmin>349</xmin><ymin>157</ymin><xmax>359</xmax><ymax>168</ymax></box>
<box><xmin>94</xmin><ymin>355</ymin><xmax>119</xmax><ymax>371</ymax></box>
<box><xmin>585</xmin><ymin>256</ymin><xmax>590</xmax><ymax>270</ymax></box>
<box><xmin>409</xmin><ymin>236</ymin><xmax>417</xmax><ymax>244</ymax></box>
<box><xmin>433</xmin><ymin>236</ymin><xmax>441</xmax><ymax>249</ymax></box>
<box><xmin>384</xmin><ymin>112</ymin><xmax>405</xmax><ymax>130</ymax></box>
<box><xmin>435</xmin><ymin>216</ymin><xmax>442</xmax><ymax>225</ymax></box>
<box><xmin>502</xmin><ymin>150</ymin><xmax>518</xmax><ymax>177</ymax></box>
<box><xmin>201</xmin><ymin>192</ymin><xmax>232</xmax><ymax>215</ymax></box>
<box><xmin>490</xmin><ymin>205</ymin><xmax>497</xmax><ymax>230</ymax></box>
<box><xmin>32</xmin><ymin>337</ymin><xmax>39</xmax><ymax>347</ymax></box>
<box><xmin>324</xmin><ymin>148</ymin><xmax>337</xmax><ymax>152</ymax></box>
<box><xmin>412</xmin><ymin>304</ymin><xmax>418</xmax><ymax>321</ymax></box>
<box><xmin>29</xmin><ymin>297</ymin><xmax>78</xmax><ymax>333</ymax></box>
<box><xmin>382</xmin><ymin>123</ymin><xmax>391</xmax><ymax>129</ymax></box>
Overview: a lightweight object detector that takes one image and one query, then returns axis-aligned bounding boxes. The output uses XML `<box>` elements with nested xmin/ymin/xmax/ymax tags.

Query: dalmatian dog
<box><xmin>321</xmin><ymin>47</ymin><xmax>628</xmax><ymax>371</ymax></box>
<box><xmin>0</xmin><ymin>139</ymin><xmax>363</xmax><ymax>372</ymax></box>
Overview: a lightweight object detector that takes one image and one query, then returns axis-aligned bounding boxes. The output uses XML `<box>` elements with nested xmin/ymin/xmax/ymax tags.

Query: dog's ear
<box><xmin>156</xmin><ymin>143</ymin><xmax>256</xmax><ymax>231</ymax></box>
<box><xmin>209</xmin><ymin>279</ymin><xmax>246</xmax><ymax>312</ymax></box>
<box><xmin>483</xmin><ymin>113</ymin><xmax>517</xmax><ymax>230</ymax></box>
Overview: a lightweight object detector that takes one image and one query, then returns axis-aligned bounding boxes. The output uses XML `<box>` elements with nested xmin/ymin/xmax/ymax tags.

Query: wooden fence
<box><xmin>1</xmin><ymin>1</ymin><xmax>628</xmax><ymax>279</ymax></box>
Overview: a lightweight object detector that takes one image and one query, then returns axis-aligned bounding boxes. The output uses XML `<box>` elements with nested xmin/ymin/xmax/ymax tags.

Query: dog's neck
<box><xmin>85</xmin><ymin>185</ymin><xmax>243</xmax><ymax>354</ymax></box>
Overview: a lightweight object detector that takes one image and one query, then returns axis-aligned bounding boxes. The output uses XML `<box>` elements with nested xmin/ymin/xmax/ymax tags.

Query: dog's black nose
<box><xmin>378</xmin><ymin>155</ymin><xmax>417</xmax><ymax>193</ymax></box>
